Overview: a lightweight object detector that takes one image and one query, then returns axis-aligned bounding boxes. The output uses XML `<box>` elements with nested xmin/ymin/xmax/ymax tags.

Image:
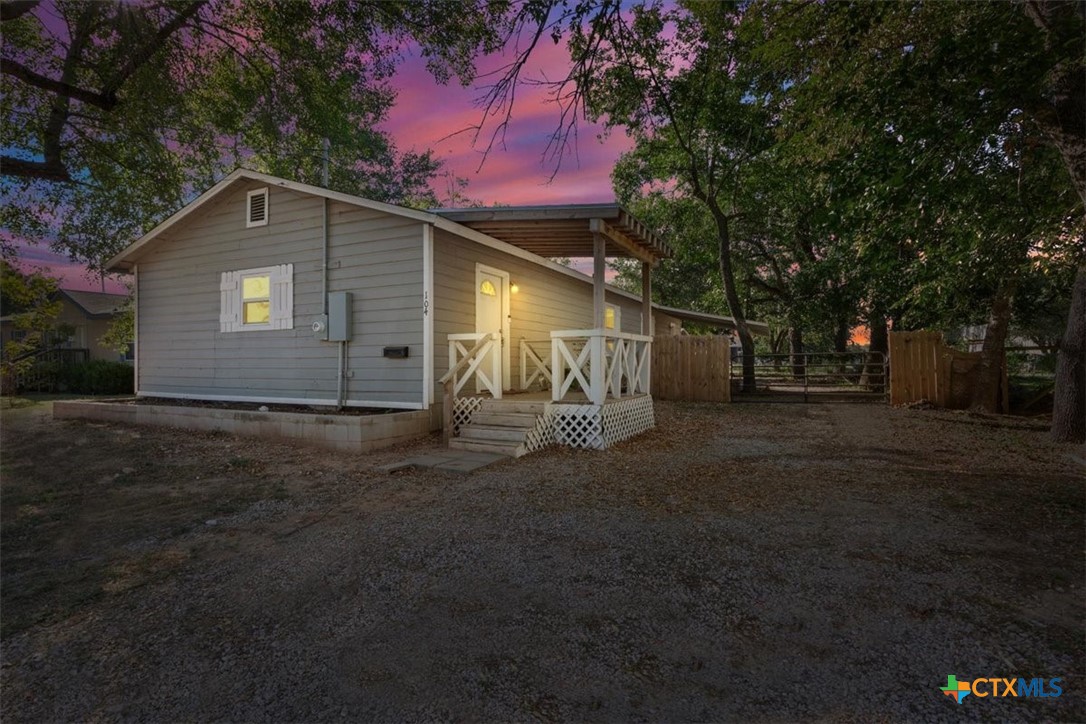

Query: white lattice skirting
<box><xmin>522</xmin><ymin>413</ymin><xmax>556</xmax><ymax>454</ymax></box>
<box><xmin>452</xmin><ymin>396</ymin><xmax>485</xmax><ymax>434</ymax></box>
<box><xmin>552</xmin><ymin>395</ymin><xmax>656</xmax><ymax>450</ymax></box>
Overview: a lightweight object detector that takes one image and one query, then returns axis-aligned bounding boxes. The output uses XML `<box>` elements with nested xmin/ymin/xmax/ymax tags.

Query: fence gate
<box><xmin>652</xmin><ymin>335</ymin><xmax>731</xmax><ymax>402</ymax></box>
<box><xmin>730</xmin><ymin>351</ymin><xmax>887</xmax><ymax>403</ymax></box>
<box><xmin>887</xmin><ymin>330</ymin><xmax>1007</xmax><ymax>411</ymax></box>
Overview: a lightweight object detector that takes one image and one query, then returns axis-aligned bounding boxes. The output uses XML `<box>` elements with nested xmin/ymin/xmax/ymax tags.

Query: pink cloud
<box><xmin>384</xmin><ymin>38</ymin><xmax>631</xmax><ymax>206</ymax></box>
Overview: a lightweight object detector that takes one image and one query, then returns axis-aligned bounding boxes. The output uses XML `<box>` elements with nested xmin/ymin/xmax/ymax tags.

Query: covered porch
<box><xmin>433</xmin><ymin>205</ymin><xmax>670</xmax><ymax>452</ymax></box>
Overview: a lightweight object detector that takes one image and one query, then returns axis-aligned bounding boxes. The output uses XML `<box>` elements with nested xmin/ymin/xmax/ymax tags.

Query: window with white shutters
<box><xmin>220</xmin><ymin>264</ymin><xmax>293</xmax><ymax>332</ymax></box>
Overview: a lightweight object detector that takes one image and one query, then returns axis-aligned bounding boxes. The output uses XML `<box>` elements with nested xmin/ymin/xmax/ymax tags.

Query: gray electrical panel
<box><xmin>327</xmin><ymin>291</ymin><xmax>352</xmax><ymax>341</ymax></box>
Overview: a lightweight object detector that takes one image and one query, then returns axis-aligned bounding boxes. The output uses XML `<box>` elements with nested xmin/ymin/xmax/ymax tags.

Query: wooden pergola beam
<box><xmin>588</xmin><ymin>218</ymin><xmax>659</xmax><ymax>266</ymax></box>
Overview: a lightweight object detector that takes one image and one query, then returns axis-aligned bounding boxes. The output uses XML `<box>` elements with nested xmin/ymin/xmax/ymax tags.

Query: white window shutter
<box><xmin>220</xmin><ymin>271</ymin><xmax>240</xmax><ymax>332</ymax></box>
<box><xmin>270</xmin><ymin>264</ymin><xmax>294</xmax><ymax>330</ymax></box>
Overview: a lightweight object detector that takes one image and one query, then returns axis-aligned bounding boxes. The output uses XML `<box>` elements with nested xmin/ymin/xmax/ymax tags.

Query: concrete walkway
<box><xmin>378</xmin><ymin>449</ymin><xmax>508</xmax><ymax>474</ymax></box>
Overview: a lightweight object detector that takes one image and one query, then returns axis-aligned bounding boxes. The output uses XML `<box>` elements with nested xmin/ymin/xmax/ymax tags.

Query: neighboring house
<box><xmin>958</xmin><ymin>324</ymin><xmax>1040</xmax><ymax>354</ymax></box>
<box><xmin>105</xmin><ymin>169</ymin><xmax>760</xmax><ymax>452</ymax></box>
<box><xmin>0</xmin><ymin>289</ymin><xmax>129</xmax><ymax>362</ymax></box>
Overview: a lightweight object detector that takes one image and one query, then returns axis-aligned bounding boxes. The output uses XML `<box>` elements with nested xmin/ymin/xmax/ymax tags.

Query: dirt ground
<box><xmin>1</xmin><ymin>398</ymin><xmax>1082</xmax><ymax>722</ymax></box>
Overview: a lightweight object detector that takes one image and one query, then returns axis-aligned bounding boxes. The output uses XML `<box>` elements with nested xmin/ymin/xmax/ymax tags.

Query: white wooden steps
<box><xmin>449</xmin><ymin>399</ymin><xmax>552</xmax><ymax>458</ymax></box>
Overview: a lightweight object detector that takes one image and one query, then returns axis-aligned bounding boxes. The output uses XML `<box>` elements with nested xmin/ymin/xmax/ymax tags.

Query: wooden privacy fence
<box><xmin>888</xmin><ymin>330</ymin><xmax>1007</xmax><ymax>410</ymax></box>
<box><xmin>652</xmin><ymin>335</ymin><xmax>731</xmax><ymax>403</ymax></box>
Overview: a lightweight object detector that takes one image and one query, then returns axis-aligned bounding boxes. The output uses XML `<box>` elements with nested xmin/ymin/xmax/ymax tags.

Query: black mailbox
<box><xmin>383</xmin><ymin>346</ymin><xmax>410</xmax><ymax>359</ymax></box>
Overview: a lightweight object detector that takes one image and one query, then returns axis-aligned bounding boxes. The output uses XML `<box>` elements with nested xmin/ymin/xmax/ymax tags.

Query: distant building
<box><xmin>0</xmin><ymin>289</ymin><xmax>130</xmax><ymax>362</ymax></box>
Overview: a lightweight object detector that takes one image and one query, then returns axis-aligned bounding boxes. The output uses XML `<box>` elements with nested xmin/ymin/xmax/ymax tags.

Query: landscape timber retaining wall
<box><xmin>53</xmin><ymin>400</ymin><xmax>431</xmax><ymax>453</ymax></box>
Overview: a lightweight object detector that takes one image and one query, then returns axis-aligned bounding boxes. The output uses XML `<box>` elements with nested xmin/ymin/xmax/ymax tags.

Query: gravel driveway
<box><xmin>2</xmin><ymin>400</ymin><xmax>1082</xmax><ymax>722</ymax></box>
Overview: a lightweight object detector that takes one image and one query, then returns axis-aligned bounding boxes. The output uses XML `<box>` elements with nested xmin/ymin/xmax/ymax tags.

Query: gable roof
<box><xmin>58</xmin><ymin>289</ymin><xmax>128</xmax><ymax>318</ymax></box>
<box><xmin>106</xmin><ymin>169</ymin><xmax>437</xmax><ymax>272</ymax></box>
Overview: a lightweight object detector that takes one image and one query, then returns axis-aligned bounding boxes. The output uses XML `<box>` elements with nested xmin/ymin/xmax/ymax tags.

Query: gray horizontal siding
<box><xmin>136</xmin><ymin>180</ymin><xmax>424</xmax><ymax>405</ymax></box>
<box><xmin>431</xmin><ymin>229</ymin><xmax>649</xmax><ymax>398</ymax></box>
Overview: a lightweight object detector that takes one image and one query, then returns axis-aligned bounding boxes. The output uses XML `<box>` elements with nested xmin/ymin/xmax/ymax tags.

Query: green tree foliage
<box><xmin>524</xmin><ymin>0</ymin><xmax>1081</xmax><ymax>414</ymax></box>
<box><xmin>0</xmin><ymin>0</ymin><xmax>514</xmax><ymax>270</ymax></box>
<box><xmin>744</xmin><ymin>0</ymin><xmax>1083</xmax><ymax>413</ymax></box>
<box><xmin>99</xmin><ymin>286</ymin><xmax>133</xmax><ymax>355</ymax></box>
<box><xmin>570</xmin><ymin>2</ymin><xmax>780</xmax><ymax>390</ymax></box>
<box><xmin>0</xmin><ymin>259</ymin><xmax>62</xmax><ymax>389</ymax></box>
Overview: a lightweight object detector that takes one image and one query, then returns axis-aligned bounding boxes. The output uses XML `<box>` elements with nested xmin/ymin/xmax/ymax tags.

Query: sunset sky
<box><xmin>22</xmin><ymin>38</ymin><xmax>629</xmax><ymax>294</ymax></box>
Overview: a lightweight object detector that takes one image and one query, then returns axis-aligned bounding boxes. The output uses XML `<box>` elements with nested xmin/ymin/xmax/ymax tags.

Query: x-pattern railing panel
<box><xmin>551</xmin><ymin>329</ymin><xmax>652</xmax><ymax>404</ymax></box>
<box><xmin>447</xmin><ymin>332</ymin><xmax>499</xmax><ymax>397</ymax></box>
<box><xmin>520</xmin><ymin>338</ymin><xmax>552</xmax><ymax>390</ymax></box>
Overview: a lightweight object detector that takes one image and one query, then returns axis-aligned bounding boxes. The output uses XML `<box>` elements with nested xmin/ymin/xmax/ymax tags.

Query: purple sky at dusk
<box><xmin>18</xmin><ymin>32</ymin><xmax>630</xmax><ymax>294</ymax></box>
<box><xmin>383</xmin><ymin>38</ymin><xmax>632</xmax><ymax>206</ymax></box>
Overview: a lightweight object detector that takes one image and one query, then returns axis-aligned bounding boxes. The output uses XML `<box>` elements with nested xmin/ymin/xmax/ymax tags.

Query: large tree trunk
<box><xmin>970</xmin><ymin>282</ymin><xmax>1015</xmax><ymax>413</ymax></box>
<box><xmin>860</xmin><ymin>312</ymin><xmax>888</xmax><ymax>391</ymax></box>
<box><xmin>833</xmin><ymin>317</ymin><xmax>849</xmax><ymax>354</ymax></box>
<box><xmin>789</xmin><ymin>326</ymin><xmax>804</xmax><ymax>381</ymax></box>
<box><xmin>833</xmin><ymin>315</ymin><xmax>849</xmax><ymax>377</ymax></box>
<box><xmin>710</xmin><ymin>206</ymin><xmax>756</xmax><ymax>392</ymax></box>
<box><xmin>1051</xmin><ymin>264</ymin><xmax>1085</xmax><ymax>443</ymax></box>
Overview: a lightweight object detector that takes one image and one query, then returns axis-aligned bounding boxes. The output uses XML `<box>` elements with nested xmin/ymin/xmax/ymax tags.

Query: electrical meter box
<box><xmin>327</xmin><ymin>292</ymin><xmax>352</xmax><ymax>341</ymax></box>
<box><xmin>311</xmin><ymin>314</ymin><xmax>329</xmax><ymax>340</ymax></box>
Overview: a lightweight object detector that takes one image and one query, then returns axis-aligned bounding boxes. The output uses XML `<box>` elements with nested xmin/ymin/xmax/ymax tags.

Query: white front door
<box><xmin>475</xmin><ymin>264</ymin><xmax>510</xmax><ymax>394</ymax></box>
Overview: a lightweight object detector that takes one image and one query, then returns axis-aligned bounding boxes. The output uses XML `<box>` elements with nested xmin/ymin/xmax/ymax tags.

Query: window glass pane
<box><xmin>243</xmin><ymin>301</ymin><xmax>270</xmax><ymax>324</ymax></box>
<box><xmin>604</xmin><ymin>306</ymin><xmax>616</xmax><ymax>329</ymax></box>
<box><xmin>479</xmin><ymin>279</ymin><xmax>496</xmax><ymax>296</ymax></box>
<box><xmin>243</xmin><ymin>275</ymin><xmax>270</xmax><ymax>300</ymax></box>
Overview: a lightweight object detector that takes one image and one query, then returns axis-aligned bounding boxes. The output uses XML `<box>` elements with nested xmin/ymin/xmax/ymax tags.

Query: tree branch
<box><xmin>0</xmin><ymin>0</ymin><xmax>39</xmax><ymax>22</ymax></box>
<box><xmin>101</xmin><ymin>0</ymin><xmax>207</xmax><ymax>96</ymax></box>
<box><xmin>0</xmin><ymin>57</ymin><xmax>116</xmax><ymax>110</ymax></box>
<box><xmin>0</xmin><ymin>155</ymin><xmax>71</xmax><ymax>182</ymax></box>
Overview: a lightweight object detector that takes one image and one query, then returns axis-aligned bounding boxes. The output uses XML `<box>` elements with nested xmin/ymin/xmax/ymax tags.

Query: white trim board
<box><xmin>422</xmin><ymin>223</ymin><xmax>435</xmax><ymax>406</ymax></box>
<box><xmin>135</xmin><ymin>391</ymin><xmax>424</xmax><ymax>410</ymax></box>
<box><xmin>133</xmin><ymin>264</ymin><xmax>139</xmax><ymax>396</ymax></box>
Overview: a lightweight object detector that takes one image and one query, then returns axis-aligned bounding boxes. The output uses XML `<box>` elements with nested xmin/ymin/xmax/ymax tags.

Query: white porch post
<box><xmin>641</xmin><ymin>261</ymin><xmax>652</xmax><ymax>335</ymax></box>
<box><xmin>551</xmin><ymin>339</ymin><xmax>562</xmax><ymax>402</ymax></box>
<box><xmin>593</xmin><ymin>230</ymin><xmax>606</xmax><ymax>329</ymax></box>
<box><xmin>590</xmin><ymin>333</ymin><xmax>606</xmax><ymax>405</ymax></box>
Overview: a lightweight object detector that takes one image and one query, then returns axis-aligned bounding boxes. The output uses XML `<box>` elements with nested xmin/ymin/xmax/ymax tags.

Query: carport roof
<box><xmin>430</xmin><ymin>205</ymin><xmax>672</xmax><ymax>265</ymax></box>
<box><xmin>655</xmin><ymin>304</ymin><xmax>771</xmax><ymax>335</ymax></box>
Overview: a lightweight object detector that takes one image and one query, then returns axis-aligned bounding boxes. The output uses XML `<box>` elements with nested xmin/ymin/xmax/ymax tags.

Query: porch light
<box><xmin>510</xmin><ymin>282</ymin><xmax>519</xmax><ymax>294</ymax></box>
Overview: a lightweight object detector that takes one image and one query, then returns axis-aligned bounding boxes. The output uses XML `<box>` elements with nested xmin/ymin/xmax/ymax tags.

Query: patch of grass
<box><xmin>0</xmin><ymin>396</ymin><xmax>39</xmax><ymax>410</ymax></box>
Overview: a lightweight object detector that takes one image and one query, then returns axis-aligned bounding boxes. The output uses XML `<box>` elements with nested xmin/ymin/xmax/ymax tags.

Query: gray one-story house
<box><xmin>106</xmin><ymin>169</ymin><xmax>757</xmax><ymax>454</ymax></box>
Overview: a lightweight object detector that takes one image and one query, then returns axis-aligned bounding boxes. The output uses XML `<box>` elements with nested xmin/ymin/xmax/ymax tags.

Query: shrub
<box><xmin>59</xmin><ymin>360</ymin><xmax>134</xmax><ymax>395</ymax></box>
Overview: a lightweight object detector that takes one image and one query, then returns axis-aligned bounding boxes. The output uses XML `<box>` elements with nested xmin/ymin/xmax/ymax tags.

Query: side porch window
<box><xmin>604</xmin><ymin>303</ymin><xmax>621</xmax><ymax>330</ymax></box>
<box><xmin>220</xmin><ymin>264</ymin><xmax>294</xmax><ymax>332</ymax></box>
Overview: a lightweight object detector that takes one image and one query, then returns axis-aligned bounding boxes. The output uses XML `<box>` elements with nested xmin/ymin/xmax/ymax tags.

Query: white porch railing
<box><xmin>445</xmin><ymin>332</ymin><xmax>501</xmax><ymax>397</ymax></box>
<box><xmin>551</xmin><ymin>329</ymin><xmax>652</xmax><ymax>405</ymax></box>
<box><xmin>520</xmin><ymin>338</ymin><xmax>552</xmax><ymax>390</ymax></box>
<box><xmin>439</xmin><ymin>331</ymin><xmax>501</xmax><ymax>444</ymax></box>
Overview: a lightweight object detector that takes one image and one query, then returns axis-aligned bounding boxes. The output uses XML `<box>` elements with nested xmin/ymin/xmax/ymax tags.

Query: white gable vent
<box><xmin>246</xmin><ymin>188</ymin><xmax>269</xmax><ymax>228</ymax></box>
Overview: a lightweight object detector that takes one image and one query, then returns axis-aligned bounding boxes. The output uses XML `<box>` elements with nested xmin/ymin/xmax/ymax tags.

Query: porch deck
<box><xmin>470</xmin><ymin>390</ymin><xmax>651</xmax><ymax>405</ymax></box>
<box><xmin>442</xmin><ymin>327</ymin><xmax>657</xmax><ymax>455</ymax></box>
